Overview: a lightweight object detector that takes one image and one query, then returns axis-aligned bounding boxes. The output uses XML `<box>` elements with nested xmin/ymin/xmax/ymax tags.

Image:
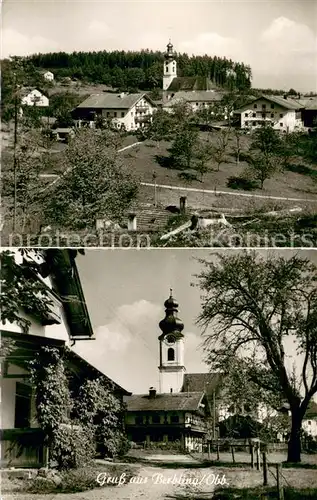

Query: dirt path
<box><xmin>141</xmin><ymin>182</ymin><xmax>317</xmax><ymax>203</ymax></box>
<box><xmin>4</xmin><ymin>463</ymin><xmax>317</xmax><ymax>500</ymax></box>
<box><xmin>3</xmin><ymin>465</ymin><xmax>223</xmax><ymax>500</ymax></box>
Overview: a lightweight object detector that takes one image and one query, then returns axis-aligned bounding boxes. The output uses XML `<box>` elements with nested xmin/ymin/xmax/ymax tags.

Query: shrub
<box><xmin>26</xmin><ymin>465</ymin><xmax>134</xmax><ymax>494</ymax></box>
<box><xmin>178</xmin><ymin>170</ymin><xmax>198</xmax><ymax>182</ymax></box>
<box><xmin>59</xmin><ymin>467</ymin><xmax>99</xmax><ymax>492</ymax></box>
<box><xmin>50</xmin><ymin>424</ymin><xmax>95</xmax><ymax>470</ymax></box>
<box><xmin>166</xmin><ymin>213</ymin><xmax>190</xmax><ymax>231</ymax></box>
<box><xmin>27</xmin><ymin>477</ymin><xmax>57</xmax><ymax>494</ymax></box>
<box><xmin>227</xmin><ymin>176</ymin><xmax>257</xmax><ymax>191</ymax></box>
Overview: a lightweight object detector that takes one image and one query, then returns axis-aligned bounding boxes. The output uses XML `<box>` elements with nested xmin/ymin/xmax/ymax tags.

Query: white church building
<box><xmin>162</xmin><ymin>41</ymin><xmax>224</xmax><ymax>111</ymax></box>
<box><xmin>124</xmin><ymin>291</ymin><xmax>218</xmax><ymax>452</ymax></box>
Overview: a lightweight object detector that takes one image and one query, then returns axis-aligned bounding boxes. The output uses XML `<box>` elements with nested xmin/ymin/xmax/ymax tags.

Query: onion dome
<box><xmin>159</xmin><ymin>289</ymin><xmax>184</xmax><ymax>338</ymax></box>
<box><xmin>165</xmin><ymin>40</ymin><xmax>175</xmax><ymax>59</ymax></box>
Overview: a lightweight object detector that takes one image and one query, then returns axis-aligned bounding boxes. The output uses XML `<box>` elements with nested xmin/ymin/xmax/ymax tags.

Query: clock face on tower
<box><xmin>165</xmin><ymin>335</ymin><xmax>176</xmax><ymax>345</ymax></box>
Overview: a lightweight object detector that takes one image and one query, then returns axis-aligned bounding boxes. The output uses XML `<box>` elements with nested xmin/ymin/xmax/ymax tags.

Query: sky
<box><xmin>72</xmin><ymin>248</ymin><xmax>317</xmax><ymax>394</ymax></box>
<box><xmin>2</xmin><ymin>0</ymin><xmax>317</xmax><ymax>92</ymax></box>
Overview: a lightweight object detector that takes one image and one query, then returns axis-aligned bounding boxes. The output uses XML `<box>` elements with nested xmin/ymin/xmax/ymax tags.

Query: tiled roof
<box><xmin>263</xmin><ymin>95</ymin><xmax>303</xmax><ymax>110</ymax></box>
<box><xmin>125</xmin><ymin>205</ymin><xmax>172</xmax><ymax>231</ymax></box>
<box><xmin>164</xmin><ymin>91</ymin><xmax>223</xmax><ymax>107</ymax></box>
<box><xmin>235</xmin><ymin>95</ymin><xmax>302</xmax><ymax>113</ymax></box>
<box><xmin>182</xmin><ymin>373</ymin><xmax>222</xmax><ymax>395</ymax></box>
<box><xmin>20</xmin><ymin>87</ymin><xmax>48</xmax><ymax>98</ymax></box>
<box><xmin>303</xmin><ymin>97</ymin><xmax>317</xmax><ymax>110</ymax></box>
<box><xmin>77</xmin><ymin>92</ymin><xmax>148</xmax><ymax>110</ymax></box>
<box><xmin>124</xmin><ymin>391</ymin><xmax>205</xmax><ymax>411</ymax></box>
<box><xmin>167</xmin><ymin>77</ymin><xmax>217</xmax><ymax>92</ymax></box>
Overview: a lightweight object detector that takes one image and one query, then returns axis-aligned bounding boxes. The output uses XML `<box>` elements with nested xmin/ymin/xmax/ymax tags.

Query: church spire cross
<box><xmin>159</xmin><ymin>290</ymin><xmax>184</xmax><ymax>336</ymax></box>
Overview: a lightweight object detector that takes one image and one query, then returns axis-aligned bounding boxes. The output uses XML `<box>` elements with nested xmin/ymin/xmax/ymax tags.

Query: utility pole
<box><xmin>213</xmin><ymin>389</ymin><xmax>216</xmax><ymax>439</ymax></box>
<box><xmin>13</xmin><ymin>71</ymin><xmax>19</xmax><ymax>232</ymax></box>
<box><xmin>153</xmin><ymin>171</ymin><xmax>157</xmax><ymax>207</ymax></box>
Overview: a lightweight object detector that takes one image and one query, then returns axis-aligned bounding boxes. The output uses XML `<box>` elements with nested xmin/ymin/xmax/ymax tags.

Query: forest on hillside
<box><xmin>22</xmin><ymin>49</ymin><xmax>252</xmax><ymax>91</ymax></box>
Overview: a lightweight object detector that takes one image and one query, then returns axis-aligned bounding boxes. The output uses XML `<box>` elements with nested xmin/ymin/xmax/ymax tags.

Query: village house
<box><xmin>20</xmin><ymin>88</ymin><xmax>49</xmax><ymax>107</ymax></box>
<box><xmin>73</xmin><ymin>92</ymin><xmax>156</xmax><ymax>131</ymax></box>
<box><xmin>302</xmin><ymin>401</ymin><xmax>317</xmax><ymax>438</ymax></box>
<box><xmin>125</xmin><ymin>291</ymin><xmax>216</xmax><ymax>452</ymax></box>
<box><xmin>300</xmin><ymin>96</ymin><xmax>317</xmax><ymax>129</ymax></box>
<box><xmin>163</xmin><ymin>90</ymin><xmax>224</xmax><ymax>114</ymax></box>
<box><xmin>42</xmin><ymin>70</ymin><xmax>54</xmax><ymax>82</ymax></box>
<box><xmin>234</xmin><ymin>95</ymin><xmax>304</xmax><ymax>132</ymax></box>
<box><xmin>162</xmin><ymin>41</ymin><xmax>224</xmax><ymax>112</ymax></box>
<box><xmin>1</xmin><ymin>249</ymin><xmax>130</xmax><ymax>468</ymax></box>
<box><xmin>124</xmin><ymin>290</ymin><xmax>295</xmax><ymax>448</ymax></box>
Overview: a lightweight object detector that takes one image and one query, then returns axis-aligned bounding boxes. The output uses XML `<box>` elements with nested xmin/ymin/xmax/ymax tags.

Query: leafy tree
<box><xmin>213</xmin><ymin>130</ymin><xmax>230</xmax><ymax>171</ymax></box>
<box><xmin>246</xmin><ymin>151</ymin><xmax>283</xmax><ymax>189</ymax></box>
<box><xmin>303</xmin><ymin>132</ymin><xmax>317</xmax><ymax>164</ymax></box>
<box><xmin>216</xmin><ymin>357</ymin><xmax>291</xmax><ymax>442</ymax></box>
<box><xmin>49</xmin><ymin>91</ymin><xmax>86</xmax><ymax>123</ymax></box>
<box><xmin>250</xmin><ymin>125</ymin><xmax>282</xmax><ymax>160</ymax></box>
<box><xmin>3</xmin><ymin>129</ymin><xmax>53</xmax><ymax>232</ymax></box>
<box><xmin>193</xmin><ymin>137</ymin><xmax>214</xmax><ymax>181</ymax></box>
<box><xmin>126</xmin><ymin>67</ymin><xmax>146</xmax><ymax>90</ymax></box>
<box><xmin>194</xmin><ymin>106</ymin><xmax>217</xmax><ymax>128</ymax></box>
<box><xmin>146</xmin><ymin>62</ymin><xmax>163</xmax><ymax>88</ymax></box>
<box><xmin>169</xmin><ymin>125</ymin><xmax>199</xmax><ymax>170</ymax></box>
<box><xmin>74</xmin><ymin>378</ymin><xmax>129</xmax><ymax>459</ymax></box>
<box><xmin>170</xmin><ymin>101</ymin><xmax>193</xmax><ymax>127</ymax></box>
<box><xmin>19</xmin><ymin>49</ymin><xmax>252</xmax><ymax>91</ymax></box>
<box><xmin>29</xmin><ymin>346</ymin><xmax>95</xmax><ymax>469</ymax></box>
<box><xmin>0</xmin><ymin>249</ymin><xmax>52</xmax><ymax>333</ymax></box>
<box><xmin>44</xmin><ymin>128</ymin><xmax>139</xmax><ymax>229</ymax></box>
<box><xmin>276</xmin><ymin>132</ymin><xmax>303</xmax><ymax>169</ymax></box>
<box><xmin>195</xmin><ymin>251</ymin><xmax>317</xmax><ymax>462</ymax></box>
<box><xmin>20</xmin><ymin>105</ymin><xmax>44</xmax><ymax>129</ymax></box>
<box><xmin>232</xmin><ymin>128</ymin><xmax>244</xmax><ymax>166</ymax></box>
<box><xmin>218</xmin><ymin>93</ymin><xmax>237</xmax><ymax>127</ymax></box>
<box><xmin>143</xmin><ymin>109</ymin><xmax>176</xmax><ymax>146</ymax></box>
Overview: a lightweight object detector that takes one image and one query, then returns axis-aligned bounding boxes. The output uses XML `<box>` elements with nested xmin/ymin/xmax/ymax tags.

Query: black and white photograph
<box><xmin>1</xmin><ymin>0</ymin><xmax>316</xmax><ymax>247</ymax></box>
<box><xmin>1</xmin><ymin>248</ymin><xmax>317</xmax><ymax>498</ymax></box>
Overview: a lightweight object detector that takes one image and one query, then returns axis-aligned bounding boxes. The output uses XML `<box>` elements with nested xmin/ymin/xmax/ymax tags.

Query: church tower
<box><xmin>163</xmin><ymin>40</ymin><xmax>177</xmax><ymax>91</ymax></box>
<box><xmin>158</xmin><ymin>290</ymin><xmax>185</xmax><ymax>394</ymax></box>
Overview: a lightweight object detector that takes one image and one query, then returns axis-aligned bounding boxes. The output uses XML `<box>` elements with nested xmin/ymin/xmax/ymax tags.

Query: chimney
<box><xmin>128</xmin><ymin>213</ymin><xmax>137</xmax><ymax>231</ymax></box>
<box><xmin>180</xmin><ymin>196</ymin><xmax>187</xmax><ymax>214</ymax></box>
<box><xmin>149</xmin><ymin>387</ymin><xmax>156</xmax><ymax>399</ymax></box>
<box><xmin>283</xmin><ymin>94</ymin><xmax>288</xmax><ymax>100</ymax></box>
<box><xmin>119</xmin><ymin>92</ymin><xmax>125</xmax><ymax>99</ymax></box>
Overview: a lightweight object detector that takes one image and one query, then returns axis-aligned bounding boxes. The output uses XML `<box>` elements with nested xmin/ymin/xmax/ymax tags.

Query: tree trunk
<box><xmin>287</xmin><ymin>411</ymin><xmax>302</xmax><ymax>463</ymax></box>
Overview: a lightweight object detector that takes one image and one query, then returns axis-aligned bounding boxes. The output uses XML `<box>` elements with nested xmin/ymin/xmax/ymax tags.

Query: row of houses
<box><xmin>18</xmin><ymin>41</ymin><xmax>317</xmax><ymax>132</ymax></box>
<box><xmin>20</xmin><ymin>85</ymin><xmax>317</xmax><ymax>134</ymax></box>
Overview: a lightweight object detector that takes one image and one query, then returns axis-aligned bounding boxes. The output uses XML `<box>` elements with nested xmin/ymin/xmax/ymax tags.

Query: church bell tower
<box><xmin>158</xmin><ymin>290</ymin><xmax>185</xmax><ymax>393</ymax></box>
<box><xmin>163</xmin><ymin>40</ymin><xmax>177</xmax><ymax>91</ymax></box>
